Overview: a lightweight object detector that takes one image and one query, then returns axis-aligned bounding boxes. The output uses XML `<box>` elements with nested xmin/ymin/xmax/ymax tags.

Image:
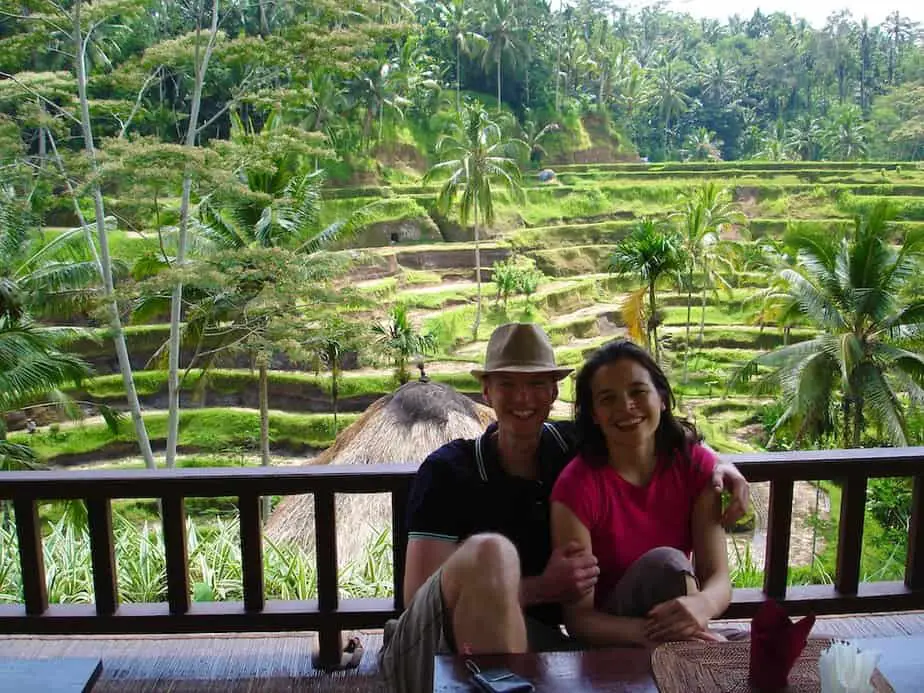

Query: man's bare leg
<box><xmin>440</xmin><ymin>533</ymin><xmax>527</xmax><ymax>654</ymax></box>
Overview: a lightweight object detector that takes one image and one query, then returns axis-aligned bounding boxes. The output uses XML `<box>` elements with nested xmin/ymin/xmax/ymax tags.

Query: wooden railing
<box><xmin>1</xmin><ymin>447</ymin><xmax>924</xmax><ymax>668</ymax></box>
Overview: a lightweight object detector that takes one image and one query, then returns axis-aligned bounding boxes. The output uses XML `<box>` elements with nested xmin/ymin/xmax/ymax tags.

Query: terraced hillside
<box><xmin>12</xmin><ymin>159</ymin><xmax>923</xmax><ymax>592</ymax></box>
<box><xmin>38</xmin><ymin>160</ymin><xmax>923</xmax><ymax>460</ymax></box>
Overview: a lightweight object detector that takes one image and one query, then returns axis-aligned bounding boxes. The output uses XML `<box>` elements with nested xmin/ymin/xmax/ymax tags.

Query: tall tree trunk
<box><xmin>496</xmin><ymin>55</ymin><xmax>502</xmax><ymax>106</ymax></box>
<box><xmin>649</xmin><ymin>281</ymin><xmax>659</xmax><ymax>364</ymax></box>
<box><xmin>456</xmin><ymin>43</ymin><xmax>461</xmax><ymax>112</ymax></box>
<box><xmin>258</xmin><ymin>0</ymin><xmax>269</xmax><ymax>36</ymax></box>
<box><xmin>663</xmin><ymin>112</ymin><xmax>670</xmax><ymax>158</ymax></box>
<box><xmin>36</xmin><ymin>100</ymin><xmax>46</xmax><ymax>175</ymax></box>
<box><xmin>842</xmin><ymin>396</ymin><xmax>852</xmax><ymax>449</ymax></box>
<box><xmin>698</xmin><ymin>281</ymin><xmax>707</xmax><ymax>346</ymax></box>
<box><xmin>74</xmin><ymin>0</ymin><xmax>155</xmax><ymax>469</ymax></box>
<box><xmin>555</xmin><ymin>32</ymin><xmax>561</xmax><ymax>114</ymax></box>
<box><xmin>259</xmin><ymin>360</ymin><xmax>271</xmax><ymax>521</ymax></box>
<box><xmin>852</xmin><ymin>396</ymin><xmax>863</xmax><ymax>449</ymax></box>
<box><xmin>167</xmin><ymin>0</ymin><xmax>220</xmax><ymax>468</ymax></box>
<box><xmin>525</xmin><ymin>59</ymin><xmax>530</xmax><ymax>106</ymax></box>
<box><xmin>331</xmin><ymin>356</ymin><xmax>339</xmax><ymax>429</ymax></box>
<box><xmin>472</xmin><ymin>198</ymin><xmax>482</xmax><ymax>340</ymax></box>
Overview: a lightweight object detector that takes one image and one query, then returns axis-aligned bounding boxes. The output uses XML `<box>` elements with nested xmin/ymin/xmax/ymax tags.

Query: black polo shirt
<box><xmin>406</xmin><ymin>421</ymin><xmax>578</xmax><ymax>625</ymax></box>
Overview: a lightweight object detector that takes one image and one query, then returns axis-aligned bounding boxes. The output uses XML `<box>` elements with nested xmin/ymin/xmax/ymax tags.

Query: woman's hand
<box><xmin>644</xmin><ymin>594</ymin><xmax>713</xmax><ymax>642</ymax></box>
<box><xmin>711</xmin><ymin>461</ymin><xmax>750</xmax><ymax>526</ymax></box>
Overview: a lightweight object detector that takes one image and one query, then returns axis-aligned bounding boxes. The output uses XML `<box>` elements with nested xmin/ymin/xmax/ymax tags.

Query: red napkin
<box><xmin>748</xmin><ymin>599</ymin><xmax>816</xmax><ymax>691</ymax></box>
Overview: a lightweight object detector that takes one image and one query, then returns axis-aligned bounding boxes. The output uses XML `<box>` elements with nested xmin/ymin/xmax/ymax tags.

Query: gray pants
<box><xmin>596</xmin><ymin>546</ymin><xmax>748</xmax><ymax>642</ymax></box>
<box><xmin>378</xmin><ymin>569</ymin><xmax>573</xmax><ymax>693</ymax></box>
<box><xmin>599</xmin><ymin>546</ymin><xmax>696</xmax><ymax>617</ymax></box>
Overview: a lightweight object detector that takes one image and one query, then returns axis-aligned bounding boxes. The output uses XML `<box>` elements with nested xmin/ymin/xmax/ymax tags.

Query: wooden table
<box><xmin>434</xmin><ymin>636</ymin><xmax>924</xmax><ymax>692</ymax></box>
<box><xmin>433</xmin><ymin>648</ymin><xmax>657</xmax><ymax>692</ymax></box>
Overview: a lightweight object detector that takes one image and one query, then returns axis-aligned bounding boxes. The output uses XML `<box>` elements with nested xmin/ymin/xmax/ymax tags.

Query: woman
<box><xmin>550</xmin><ymin>339</ymin><xmax>731</xmax><ymax>647</ymax></box>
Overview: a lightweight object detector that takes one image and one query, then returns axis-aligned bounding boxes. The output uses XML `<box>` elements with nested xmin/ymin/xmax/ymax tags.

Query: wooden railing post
<box><xmin>315</xmin><ymin>490</ymin><xmax>340</xmax><ymax>669</ymax></box>
<box><xmin>907</xmin><ymin>474</ymin><xmax>924</xmax><ymax>590</ymax></box>
<box><xmin>392</xmin><ymin>484</ymin><xmax>410</xmax><ymax>612</ymax></box>
<box><xmin>764</xmin><ymin>479</ymin><xmax>794</xmax><ymax>599</ymax></box>
<box><xmin>238</xmin><ymin>493</ymin><xmax>264</xmax><ymax>612</ymax></box>
<box><xmin>835</xmin><ymin>476</ymin><xmax>867</xmax><ymax>595</ymax></box>
<box><xmin>161</xmin><ymin>496</ymin><xmax>190</xmax><ymax>615</ymax></box>
<box><xmin>87</xmin><ymin>498</ymin><xmax>118</xmax><ymax>615</ymax></box>
<box><xmin>13</xmin><ymin>498</ymin><xmax>47</xmax><ymax>616</ymax></box>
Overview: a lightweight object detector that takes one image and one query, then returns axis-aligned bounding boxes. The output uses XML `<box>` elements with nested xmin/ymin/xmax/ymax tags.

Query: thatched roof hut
<box><xmin>265</xmin><ymin>381</ymin><xmax>494</xmax><ymax>568</ymax></box>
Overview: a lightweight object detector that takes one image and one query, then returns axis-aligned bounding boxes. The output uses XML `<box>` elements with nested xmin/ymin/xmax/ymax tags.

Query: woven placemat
<box><xmin>652</xmin><ymin>639</ymin><xmax>894</xmax><ymax>693</ymax></box>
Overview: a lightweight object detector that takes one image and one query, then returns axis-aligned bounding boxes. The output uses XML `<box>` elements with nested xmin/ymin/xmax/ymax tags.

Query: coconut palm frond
<box><xmin>620</xmin><ymin>286</ymin><xmax>647</xmax><ymax>346</ymax></box>
<box><xmin>856</xmin><ymin>362</ymin><xmax>908</xmax><ymax>447</ymax></box>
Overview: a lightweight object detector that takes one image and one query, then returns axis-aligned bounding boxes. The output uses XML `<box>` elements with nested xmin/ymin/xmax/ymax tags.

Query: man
<box><xmin>378</xmin><ymin>323</ymin><xmax>749</xmax><ymax>691</ymax></box>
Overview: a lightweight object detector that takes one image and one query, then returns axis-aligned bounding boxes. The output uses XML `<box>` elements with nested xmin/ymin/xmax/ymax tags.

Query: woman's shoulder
<box><xmin>689</xmin><ymin>442</ymin><xmax>718</xmax><ymax>467</ymax></box>
<box><xmin>555</xmin><ymin>453</ymin><xmax>600</xmax><ymax>486</ymax></box>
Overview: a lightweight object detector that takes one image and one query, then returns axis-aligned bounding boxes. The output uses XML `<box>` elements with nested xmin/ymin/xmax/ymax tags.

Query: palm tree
<box><xmin>883</xmin><ymin>11</ymin><xmax>915</xmax><ymax>84</ymax></box>
<box><xmin>681</xmin><ymin>127</ymin><xmax>723</xmax><ymax>161</ymax></box>
<box><xmin>823</xmin><ymin>105</ymin><xmax>867</xmax><ymax>160</ymax></box>
<box><xmin>754</xmin><ymin>121</ymin><xmax>795</xmax><ymax>161</ymax></box>
<box><xmin>435</xmin><ymin>0</ymin><xmax>483</xmax><ymax>112</ymax></box>
<box><xmin>695</xmin><ymin>55</ymin><xmax>738</xmax><ymax>107</ymax></box>
<box><xmin>654</xmin><ymin>57</ymin><xmax>692</xmax><ymax>158</ymax></box>
<box><xmin>303</xmin><ymin>316</ymin><xmax>362</xmax><ymax>429</ymax></box>
<box><xmin>0</xmin><ymin>279</ymin><xmax>90</xmax><ymax>471</ymax></box>
<box><xmin>732</xmin><ymin>203</ymin><xmax>924</xmax><ymax>448</ymax></box>
<box><xmin>425</xmin><ymin>103</ymin><xmax>523</xmax><ymax>339</ymax></box>
<box><xmin>372</xmin><ymin>304</ymin><xmax>437</xmax><ymax>385</ymax></box>
<box><xmin>348</xmin><ymin>60</ymin><xmax>410</xmax><ymax>144</ymax></box>
<box><xmin>787</xmin><ymin>116</ymin><xmax>823</xmax><ymax>161</ymax></box>
<box><xmin>521</xmin><ymin>110</ymin><xmax>559</xmax><ymax>168</ymax></box>
<box><xmin>480</xmin><ymin>0</ymin><xmax>524</xmax><ymax>107</ymax></box>
<box><xmin>676</xmin><ymin>183</ymin><xmax>745</xmax><ymax>377</ymax></box>
<box><xmin>188</xmin><ymin>165</ymin><xmax>376</xmax><ymax>473</ymax></box>
<box><xmin>608</xmin><ymin>219</ymin><xmax>685</xmax><ymax>363</ymax></box>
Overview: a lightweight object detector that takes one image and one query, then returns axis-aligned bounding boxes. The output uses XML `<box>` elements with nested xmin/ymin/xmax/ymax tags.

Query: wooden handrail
<box><xmin>1</xmin><ymin>448</ymin><xmax>924</xmax><ymax>669</ymax></box>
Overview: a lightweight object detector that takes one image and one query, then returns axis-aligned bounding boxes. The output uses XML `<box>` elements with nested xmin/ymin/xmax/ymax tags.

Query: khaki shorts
<box><xmin>378</xmin><ymin>571</ymin><xmax>574</xmax><ymax>692</ymax></box>
<box><xmin>378</xmin><ymin>569</ymin><xmax>450</xmax><ymax>693</ymax></box>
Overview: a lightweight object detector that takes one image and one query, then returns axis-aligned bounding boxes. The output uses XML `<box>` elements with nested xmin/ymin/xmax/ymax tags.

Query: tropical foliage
<box><xmin>733</xmin><ymin>203</ymin><xmax>924</xmax><ymax>448</ymax></box>
<box><xmin>608</xmin><ymin>218</ymin><xmax>685</xmax><ymax>363</ymax></box>
<box><xmin>425</xmin><ymin>102</ymin><xmax>523</xmax><ymax>338</ymax></box>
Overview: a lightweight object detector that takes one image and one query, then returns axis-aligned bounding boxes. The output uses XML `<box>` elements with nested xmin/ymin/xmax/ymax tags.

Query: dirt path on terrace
<box><xmin>728</xmin><ymin>480</ymin><xmax>830</xmax><ymax>568</ymax></box>
<box><xmin>339</xmin><ymin>360</ymin><xmax>482</xmax><ymax>377</ymax></box>
<box><xmin>69</xmin><ymin>452</ymin><xmax>317</xmax><ymax>470</ymax></box>
<box><xmin>548</xmin><ymin>302</ymin><xmax>622</xmax><ymax>326</ymax></box>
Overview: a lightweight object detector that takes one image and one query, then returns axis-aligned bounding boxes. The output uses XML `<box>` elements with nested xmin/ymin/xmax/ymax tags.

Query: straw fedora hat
<box><xmin>471</xmin><ymin>323</ymin><xmax>573</xmax><ymax>380</ymax></box>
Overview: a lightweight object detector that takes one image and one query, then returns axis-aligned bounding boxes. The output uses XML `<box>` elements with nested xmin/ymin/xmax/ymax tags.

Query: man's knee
<box><xmin>467</xmin><ymin>533</ymin><xmax>520</xmax><ymax>574</ymax></box>
<box><xmin>443</xmin><ymin>534</ymin><xmax>520</xmax><ymax>604</ymax></box>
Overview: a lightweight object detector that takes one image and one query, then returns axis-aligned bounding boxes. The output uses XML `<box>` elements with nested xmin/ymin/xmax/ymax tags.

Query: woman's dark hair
<box><xmin>574</xmin><ymin>339</ymin><xmax>701</xmax><ymax>467</ymax></box>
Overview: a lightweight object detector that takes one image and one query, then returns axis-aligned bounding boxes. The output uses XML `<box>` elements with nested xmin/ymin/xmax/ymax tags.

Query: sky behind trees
<box><xmin>604</xmin><ymin>1</ymin><xmax>922</xmax><ymax>27</ymax></box>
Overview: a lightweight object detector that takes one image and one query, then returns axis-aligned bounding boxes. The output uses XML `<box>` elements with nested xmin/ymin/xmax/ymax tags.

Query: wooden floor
<box><xmin>2</xmin><ymin>612</ymin><xmax>923</xmax><ymax>692</ymax></box>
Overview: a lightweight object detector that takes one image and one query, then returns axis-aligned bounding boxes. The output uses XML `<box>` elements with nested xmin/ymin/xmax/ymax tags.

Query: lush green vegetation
<box><xmin>1</xmin><ymin>0</ymin><xmax>922</xmax><ymax>609</ymax></box>
<box><xmin>8</xmin><ymin>409</ymin><xmax>357</xmax><ymax>463</ymax></box>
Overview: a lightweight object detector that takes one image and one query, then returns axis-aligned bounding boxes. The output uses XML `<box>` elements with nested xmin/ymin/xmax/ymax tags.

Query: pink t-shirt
<box><xmin>550</xmin><ymin>444</ymin><xmax>716</xmax><ymax>607</ymax></box>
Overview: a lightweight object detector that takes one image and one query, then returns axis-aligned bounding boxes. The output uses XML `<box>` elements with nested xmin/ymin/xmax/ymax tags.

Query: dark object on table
<box><xmin>468</xmin><ymin>659</ymin><xmax>535</xmax><ymax>692</ymax></box>
<box><xmin>434</xmin><ymin>648</ymin><xmax>656</xmax><ymax>692</ymax></box>
<box><xmin>0</xmin><ymin>657</ymin><xmax>102</xmax><ymax>692</ymax></box>
<box><xmin>749</xmin><ymin>599</ymin><xmax>815</xmax><ymax>691</ymax></box>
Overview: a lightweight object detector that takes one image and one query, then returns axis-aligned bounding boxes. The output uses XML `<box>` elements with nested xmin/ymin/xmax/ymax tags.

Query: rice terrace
<box><xmin>3</xmin><ymin>156</ymin><xmax>921</xmax><ymax>605</ymax></box>
<box><xmin>1</xmin><ymin>3</ymin><xmax>923</xmax><ymax>674</ymax></box>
